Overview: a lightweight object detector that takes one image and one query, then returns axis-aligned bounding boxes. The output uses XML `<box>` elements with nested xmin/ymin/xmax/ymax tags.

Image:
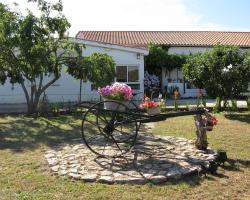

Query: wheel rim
<box><xmin>81</xmin><ymin>100</ymin><xmax>138</xmax><ymax>157</ymax></box>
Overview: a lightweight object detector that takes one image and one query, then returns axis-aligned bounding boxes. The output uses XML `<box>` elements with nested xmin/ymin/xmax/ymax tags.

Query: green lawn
<box><xmin>0</xmin><ymin>112</ymin><xmax>249</xmax><ymax>200</ymax></box>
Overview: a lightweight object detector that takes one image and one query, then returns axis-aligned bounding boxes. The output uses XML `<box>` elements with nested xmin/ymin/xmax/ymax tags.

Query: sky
<box><xmin>1</xmin><ymin>0</ymin><xmax>250</xmax><ymax>36</ymax></box>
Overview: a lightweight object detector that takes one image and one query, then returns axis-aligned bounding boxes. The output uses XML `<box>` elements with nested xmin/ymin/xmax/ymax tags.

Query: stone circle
<box><xmin>45</xmin><ymin>128</ymin><xmax>217</xmax><ymax>184</ymax></box>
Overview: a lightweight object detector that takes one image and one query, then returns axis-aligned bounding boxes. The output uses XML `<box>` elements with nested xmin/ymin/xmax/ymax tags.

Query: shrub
<box><xmin>144</xmin><ymin>71</ymin><xmax>160</xmax><ymax>89</ymax></box>
<box><xmin>183</xmin><ymin>45</ymin><xmax>250</xmax><ymax>110</ymax></box>
<box><xmin>173</xmin><ymin>99</ymin><xmax>178</xmax><ymax>111</ymax></box>
<box><xmin>247</xmin><ymin>97</ymin><xmax>250</xmax><ymax>111</ymax></box>
<box><xmin>231</xmin><ymin>99</ymin><xmax>238</xmax><ymax>111</ymax></box>
<box><xmin>213</xmin><ymin>97</ymin><xmax>221</xmax><ymax>113</ymax></box>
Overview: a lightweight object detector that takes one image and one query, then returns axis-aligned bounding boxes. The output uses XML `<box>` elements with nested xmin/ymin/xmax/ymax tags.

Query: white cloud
<box><xmin>1</xmin><ymin>0</ymin><xmax>227</xmax><ymax>36</ymax></box>
<box><xmin>63</xmin><ymin>0</ymin><xmax>206</xmax><ymax>34</ymax></box>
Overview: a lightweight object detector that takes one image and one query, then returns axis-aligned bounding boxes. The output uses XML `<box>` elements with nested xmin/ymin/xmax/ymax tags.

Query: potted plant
<box><xmin>139</xmin><ymin>97</ymin><xmax>161</xmax><ymax>115</ymax></box>
<box><xmin>98</xmin><ymin>82</ymin><xmax>133</xmax><ymax>111</ymax></box>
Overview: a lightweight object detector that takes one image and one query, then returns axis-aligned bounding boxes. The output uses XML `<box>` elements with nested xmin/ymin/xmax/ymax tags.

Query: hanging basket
<box><xmin>147</xmin><ymin>107</ymin><xmax>161</xmax><ymax>115</ymax></box>
<box><xmin>203</xmin><ymin>115</ymin><xmax>217</xmax><ymax>131</ymax></box>
<box><xmin>103</xmin><ymin>98</ymin><xmax>128</xmax><ymax>111</ymax></box>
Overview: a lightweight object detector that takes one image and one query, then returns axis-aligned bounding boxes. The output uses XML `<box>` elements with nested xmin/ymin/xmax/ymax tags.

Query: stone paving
<box><xmin>45</xmin><ymin>124</ymin><xmax>218</xmax><ymax>184</ymax></box>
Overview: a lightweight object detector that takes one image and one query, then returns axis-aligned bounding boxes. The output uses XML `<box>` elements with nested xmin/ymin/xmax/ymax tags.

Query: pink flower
<box><xmin>98</xmin><ymin>82</ymin><xmax>133</xmax><ymax>101</ymax></box>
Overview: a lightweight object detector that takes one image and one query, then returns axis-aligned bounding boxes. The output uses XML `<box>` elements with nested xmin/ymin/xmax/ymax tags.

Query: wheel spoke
<box><xmin>81</xmin><ymin>100</ymin><xmax>138</xmax><ymax>157</ymax></box>
<box><xmin>109</xmin><ymin>134</ymin><xmax>123</xmax><ymax>153</ymax></box>
<box><xmin>84</xmin><ymin>119</ymin><xmax>98</xmax><ymax>127</ymax></box>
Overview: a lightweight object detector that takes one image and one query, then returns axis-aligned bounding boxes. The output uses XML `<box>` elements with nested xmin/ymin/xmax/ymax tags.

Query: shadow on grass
<box><xmin>221</xmin><ymin>158</ymin><xmax>250</xmax><ymax>171</ymax></box>
<box><xmin>224</xmin><ymin>112</ymin><xmax>250</xmax><ymax>124</ymax></box>
<box><xmin>0</xmin><ymin>115</ymin><xmax>82</xmax><ymax>152</ymax></box>
<box><xmin>0</xmin><ymin>114</ymin><xmax>249</xmax><ymax>187</ymax></box>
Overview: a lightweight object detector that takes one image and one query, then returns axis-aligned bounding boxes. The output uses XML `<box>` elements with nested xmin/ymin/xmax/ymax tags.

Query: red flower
<box><xmin>198</xmin><ymin>89</ymin><xmax>202</xmax><ymax>97</ymax></box>
<box><xmin>210</xmin><ymin>116</ymin><xmax>217</xmax><ymax>125</ymax></box>
<box><xmin>139</xmin><ymin>97</ymin><xmax>160</xmax><ymax>109</ymax></box>
<box><xmin>174</xmin><ymin>90</ymin><xmax>179</xmax><ymax>98</ymax></box>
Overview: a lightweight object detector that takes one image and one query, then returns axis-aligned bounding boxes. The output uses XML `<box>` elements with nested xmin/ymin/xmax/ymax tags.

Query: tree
<box><xmin>0</xmin><ymin>0</ymin><xmax>83</xmax><ymax>114</ymax></box>
<box><xmin>66</xmin><ymin>52</ymin><xmax>115</xmax><ymax>88</ymax></box>
<box><xmin>145</xmin><ymin>43</ymin><xmax>187</xmax><ymax>76</ymax></box>
<box><xmin>145</xmin><ymin>44</ymin><xmax>187</xmax><ymax>96</ymax></box>
<box><xmin>145</xmin><ymin>43</ymin><xmax>169</xmax><ymax>75</ymax></box>
<box><xmin>183</xmin><ymin>45</ymin><xmax>250</xmax><ymax>110</ymax></box>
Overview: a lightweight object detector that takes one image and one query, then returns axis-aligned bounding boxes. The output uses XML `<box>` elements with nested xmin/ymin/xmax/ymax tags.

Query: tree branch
<box><xmin>33</xmin><ymin>74</ymin><xmax>44</xmax><ymax>106</ymax></box>
<box><xmin>30</xmin><ymin>79</ymin><xmax>36</xmax><ymax>104</ymax></box>
<box><xmin>38</xmin><ymin>74</ymin><xmax>43</xmax><ymax>93</ymax></box>
<box><xmin>20</xmin><ymin>80</ymin><xmax>30</xmax><ymax>104</ymax></box>
<box><xmin>40</xmin><ymin>76</ymin><xmax>58</xmax><ymax>95</ymax></box>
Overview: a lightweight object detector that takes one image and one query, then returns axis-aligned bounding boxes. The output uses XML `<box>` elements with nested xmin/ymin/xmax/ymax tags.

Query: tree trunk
<box><xmin>26</xmin><ymin>89</ymin><xmax>42</xmax><ymax>115</ymax></box>
<box><xmin>194</xmin><ymin>114</ymin><xmax>208</xmax><ymax>150</ymax></box>
<box><xmin>20</xmin><ymin>75</ymin><xmax>58</xmax><ymax>115</ymax></box>
<box><xmin>27</xmin><ymin>100</ymin><xmax>39</xmax><ymax>115</ymax></box>
<box><xmin>214</xmin><ymin>97</ymin><xmax>222</xmax><ymax>112</ymax></box>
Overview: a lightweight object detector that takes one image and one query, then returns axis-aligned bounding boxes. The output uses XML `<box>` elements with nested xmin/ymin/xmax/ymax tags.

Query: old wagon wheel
<box><xmin>81</xmin><ymin>100</ymin><xmax>139</xmax><ymax>157</ymax></box>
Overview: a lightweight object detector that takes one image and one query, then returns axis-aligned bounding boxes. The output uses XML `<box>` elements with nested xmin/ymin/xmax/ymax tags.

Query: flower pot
<box><xmin>103</xmin><ymin>98</ymin><xmax>128</xmax><ymax>111</ymax></box>
<box><xmin>147</xmin><ymin>107</ymin><xmax>161</xmax><ymax>115</ymax></box>
<box><xmin>206</xmin><ymin>126</ymin><xmax>213</xmax><ymax>131</ymax></box>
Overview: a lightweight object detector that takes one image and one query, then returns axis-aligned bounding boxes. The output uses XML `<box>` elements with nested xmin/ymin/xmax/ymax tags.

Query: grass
<box><xmin>0</xmin><ymin>112</ymin><xmax>249</xmax><ymax>200</ymax></box>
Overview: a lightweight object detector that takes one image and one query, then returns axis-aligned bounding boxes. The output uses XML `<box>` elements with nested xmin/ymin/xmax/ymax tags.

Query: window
<box><xmin>116</xmin><ymin>65</ymin><xmax>140</xmax><ymax>89</ymax></box>
<box><xmin>116</xmin><ymin>66</ymin><xmax>127</xmax><ymax>82</ymax></box>
<box><xmin>116</xmin><ymin>65</ymin><xmax>139</xmax><ymax>83</ymax></box>
<box><xmin>128</xmin><ymin>66</ymin><xmax>139</xmax><ymax>82</ymax></box>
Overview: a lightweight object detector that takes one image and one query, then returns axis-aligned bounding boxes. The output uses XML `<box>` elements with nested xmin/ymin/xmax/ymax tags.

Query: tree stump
<box><xmin>194</xmin><ymin>114</ymin><xmax>208</xmax><ymax>150</ymax></box>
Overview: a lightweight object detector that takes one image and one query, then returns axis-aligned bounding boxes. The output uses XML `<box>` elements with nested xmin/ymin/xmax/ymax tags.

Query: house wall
<box><xmin>168</xmin><ymin>46</ymin><xmax>210</xmax><ymax>55</ymax></box>
<box><xmin>81</xmin><ymin>44</ymin><xmax>145</xmax><ymax>101</ymax></box>
<box><xmin>0</xmin><ymin>69</ymin><xmax>81</xmax><ymax>104</ymax></box>
<box><xmin>0</xmin><ymin>44</ymin><xmax>145</xmax><ymax>104</ymax></box>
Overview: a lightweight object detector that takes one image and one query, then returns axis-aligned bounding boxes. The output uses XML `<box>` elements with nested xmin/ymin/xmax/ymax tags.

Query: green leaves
<box><xmin>0</xmin><ymin>0</ymin><xmax>74</xmax><ymax>84</ymax></box>
<box><xmin>183</xmin><ymin>44</ymin><xmax>250</xmax><ymax>106</ymax></box>
<box><xmin>0</xmin><ymin>0</ymin><xmax>84</xmax><ymax>113</ymax></box>
<box><xmin>66</xmin><ymin>52</ymin><xmax>115</xmax><ymax>88</ymax></box>
<box><xmin>88</xmin><ymin>53</ymin><xmax>115</xmax><ymax>88</ymax></box>
<box><xmin>145</xmin><ymin>43</ymin><xmax>187</xmax><ymax>75</ymax></box>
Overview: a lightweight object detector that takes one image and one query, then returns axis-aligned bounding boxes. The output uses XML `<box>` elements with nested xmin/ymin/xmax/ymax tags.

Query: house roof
<box><xmin>76</xmin><ymin>31</ymin><xmax>250</xmax><ymax>48</ymax></box>
<box><xmin>73</xmin><ymin>38</ymin><xmax>149</xmax><ymax>55</ymax></box>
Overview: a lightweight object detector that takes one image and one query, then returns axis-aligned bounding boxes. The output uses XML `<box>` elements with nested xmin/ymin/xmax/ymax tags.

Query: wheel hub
<box><xmin>103</xmin><ymin>123</ymin><xmax>114</xmax><ymax>135</ymax></box>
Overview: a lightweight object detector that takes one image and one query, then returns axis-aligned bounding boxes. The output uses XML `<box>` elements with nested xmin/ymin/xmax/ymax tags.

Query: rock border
<box><xmin>45</xmin><ymin>134</ymin><xmax>217</xmax><ymax>185</ymax></box>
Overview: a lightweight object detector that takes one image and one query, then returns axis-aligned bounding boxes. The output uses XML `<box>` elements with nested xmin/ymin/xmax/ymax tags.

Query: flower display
<box><xmin>98</xmin><ymin>82</ymin><xmax>133</xmax><ymax>101</ymax></box>
<box><xmin>144</xmin><ymin>71</ymin><xmax>160</xmax><ymax>89</ymax></box>
<box><xmin>139</xmin><ymin>97</ymin><xmax>160</xmax><ymax>109</ymax></box>
<box><xmin>203</xmin><ymin>115</ymin><xmax>217</xmax><ymax>127</ymax></box>
<box><xmin>208</xmin><ymin>116</ymin><xmax>217</xmax><ymax>126</ymax></box>
<box><xmin>174</xmin><ymin>90</ymin><xmax>179</xmax><ymax>99</ymax></box>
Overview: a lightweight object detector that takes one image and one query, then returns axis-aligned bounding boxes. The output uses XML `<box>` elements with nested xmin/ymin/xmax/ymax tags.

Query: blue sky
<box><xmin>1</xmin><ymin>0</ymin><xmax>250</xmax><ymax>35</ymax></box>
<box><xmin>183</xmin><ymin>0</ymin><xmax>250</xmax><ymax>31</ymax></box>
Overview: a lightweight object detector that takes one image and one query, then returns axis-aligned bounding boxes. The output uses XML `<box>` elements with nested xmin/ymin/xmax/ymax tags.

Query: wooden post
<box><xmin>194</xmin><ymin>114</ymin><xmax>208</xmax><ymax>150</ymax></box>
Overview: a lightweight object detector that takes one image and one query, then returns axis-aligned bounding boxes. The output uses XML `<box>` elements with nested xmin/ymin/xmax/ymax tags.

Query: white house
<box><xmin>76</xmin><ymin>31</ymin><xmax>250</xmax><ymax>98</ymax></box>
<box><xmin>1</xmin><ymin>31</ymin><xmax>250</xmax><ymax>107</ymax></box>
<box><xmin>0</xmin><ymin>39</ymin><xmax>148</xmax><ymax>104</ymax></box>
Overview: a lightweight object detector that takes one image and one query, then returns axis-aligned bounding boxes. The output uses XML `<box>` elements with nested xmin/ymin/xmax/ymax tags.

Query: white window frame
<box><xmin>115</xmin><ymin>65</ymin><xmax>140</xmax><ymax>84</ymax></box>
